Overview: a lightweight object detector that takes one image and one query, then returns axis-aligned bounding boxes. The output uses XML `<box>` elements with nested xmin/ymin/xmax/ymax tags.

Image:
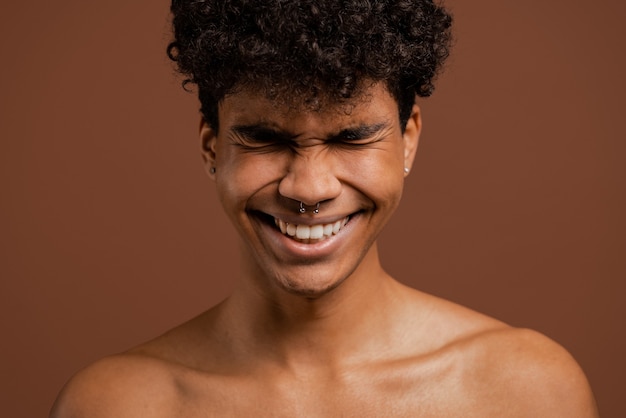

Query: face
<box><xmin>200</xmin><ymin>82</ymin><xmax>421</xmax><ymax>298</ymax></box>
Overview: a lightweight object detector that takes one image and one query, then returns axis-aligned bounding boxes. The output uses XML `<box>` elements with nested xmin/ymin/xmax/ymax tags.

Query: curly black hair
<box><xmin>167</xmin><ymin>0</ymin><xmax>452</xmax><ymax>131</ymax></box>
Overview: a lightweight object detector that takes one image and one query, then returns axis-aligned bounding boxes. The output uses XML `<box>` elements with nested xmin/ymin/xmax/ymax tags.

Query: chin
<box><xmin>280</xmin><ymin>280</ymin><xmax>340</xmax><ymax>299</ymax></box>
<box><xmin>272</xmin><ymin>268</ymin><xmax>351</xmax><ymax>300</ymax></box>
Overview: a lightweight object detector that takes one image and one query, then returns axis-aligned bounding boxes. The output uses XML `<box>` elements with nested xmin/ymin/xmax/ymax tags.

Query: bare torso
<box><xmin>50</xmin><ymin>281</ymin><xmax>598</xmax><ymax>417</ymax></box>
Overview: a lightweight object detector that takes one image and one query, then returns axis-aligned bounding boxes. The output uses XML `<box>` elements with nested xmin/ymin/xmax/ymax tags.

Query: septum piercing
<box><xmin>299</xmin><ymin>201</ymin><xmax>320</xmax><ymax>214</ymax></box>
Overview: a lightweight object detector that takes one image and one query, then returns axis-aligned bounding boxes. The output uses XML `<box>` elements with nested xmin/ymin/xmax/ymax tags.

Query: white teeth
<box><xmin>274</xmin><ymin>216</ymin><xmax>350</xmax><ymax>241</ymax></box>
<box><xmin>332</xmin><ymin>220</ymin><xmax>341</xmax><ymax>234</ymax></box>
<box><xmin>296</xmin><ymin>224</ymin><xmax>310</xmax><ymax>239</ymax></box>
<box><xmin>275</xmin><ymin>218</ymin><xmax>287</xmax><ymax>234</ymax></box>
<box><xmin>310</xmin><ymin>225</ymin><xmax>324</xmax><ymax>239</ymax></box>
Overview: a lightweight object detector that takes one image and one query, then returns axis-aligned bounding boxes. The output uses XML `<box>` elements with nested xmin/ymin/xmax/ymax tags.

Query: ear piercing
<box><xmin>210</xmin><ymin>167</ymin><xmax>216</xmax><ymax>174</ymax></box>
<box><xmin>299</xmin><ymin>201</ymin><xmax>320</xmax><ymax>214</ymax></box>
<box><xmin>404</xmin><ymin>167</ymin><xmax>410</xmax><ymax>174</ymax></box>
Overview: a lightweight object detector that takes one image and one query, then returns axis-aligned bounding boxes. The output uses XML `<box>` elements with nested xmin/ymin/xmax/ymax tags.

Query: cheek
<box><xmin>215</xmin><ymin>150</ymin><xmax>287</xmax><ymax>206</ymax></box>
<box><xmin>341</xmin><ymin>148</ymin><xmax>405</xmax><ymax>203</ymax></box>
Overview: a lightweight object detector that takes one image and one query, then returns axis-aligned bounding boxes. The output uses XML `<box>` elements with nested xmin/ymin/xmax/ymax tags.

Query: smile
<box><xmin>274</xmin><ymin>217</ymin><xmax>349</xmax><ymax>242</ymax></box>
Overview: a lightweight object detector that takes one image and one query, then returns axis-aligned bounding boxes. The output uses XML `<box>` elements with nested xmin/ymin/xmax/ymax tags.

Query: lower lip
<box><xmin>259</xmin><ymin>215</ymin><xmax>355</xmax><ymax>260</ymax></box>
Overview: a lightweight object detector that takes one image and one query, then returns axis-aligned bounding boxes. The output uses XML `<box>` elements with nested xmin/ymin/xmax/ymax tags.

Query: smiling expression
<box><xmin>201</xmin><ymin>82</ymin><xmax>421</xmax><ymax>298</ymax></box>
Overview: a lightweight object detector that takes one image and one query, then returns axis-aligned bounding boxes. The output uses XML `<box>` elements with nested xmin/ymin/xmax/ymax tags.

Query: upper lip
<box><xmin>254</xmin><ymin>210</ymin><xmax>355</xmax><ymax>226</ymax></box>
<box><xmin>270</xmin><ymin>214</ymin><xmax>352</xmax><ymax>226</ymax></box>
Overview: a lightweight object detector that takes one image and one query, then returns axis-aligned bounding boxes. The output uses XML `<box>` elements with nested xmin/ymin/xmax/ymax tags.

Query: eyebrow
<box><xmin>231</xmin><ymin>121</ymin><xmax>391</xmax><ymax>144</ymax></box>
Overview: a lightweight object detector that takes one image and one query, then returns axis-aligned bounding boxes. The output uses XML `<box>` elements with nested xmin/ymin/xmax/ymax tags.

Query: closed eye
<box><xmin>228</xmin><ymin>121</ymin><xmax>393</xmax><ymax>152</ymax></box>
<box><xmin>327</xmin><ymin>123</ymin><xmax>391</xmax><ymax>148</ymax></box>
<box><xmin>229</xmin><ymin>125</ymin><xmax>296</xmax><ymax>153</ymax></box>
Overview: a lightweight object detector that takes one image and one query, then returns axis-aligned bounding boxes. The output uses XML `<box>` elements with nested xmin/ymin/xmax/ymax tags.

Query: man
<box><xmin>51</xmin><ymin>1</ymin><xmax>598</xmax><ymax>416</ymax></box>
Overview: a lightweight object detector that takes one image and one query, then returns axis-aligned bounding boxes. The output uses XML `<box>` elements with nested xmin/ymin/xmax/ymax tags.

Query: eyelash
<box><xmin>234</xmin><ymin>142</ymin><xmax>289</xmax><ymax>155</ymax></box>
<box><xmin>234</xmin><ymin>140</ymin><xmax>377</xmax><ymax>155</ymax></box>
<box><xmin>329</xmin><ymin>138</ymin><xmax>379</xmax><ymax>147</ymax></box>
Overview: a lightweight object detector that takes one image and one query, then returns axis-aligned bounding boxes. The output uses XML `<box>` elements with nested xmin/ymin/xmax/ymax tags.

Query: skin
<box><xmin>50</xmin><ymin>83</ymin><xmax>599</xmax><ymax>417</ymax></box>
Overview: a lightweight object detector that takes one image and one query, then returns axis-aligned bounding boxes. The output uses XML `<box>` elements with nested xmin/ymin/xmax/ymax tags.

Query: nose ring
<box><xmin>299</xmin><ymin>202</ymin><xmax>320</xmax><ymax>214</ymax></box>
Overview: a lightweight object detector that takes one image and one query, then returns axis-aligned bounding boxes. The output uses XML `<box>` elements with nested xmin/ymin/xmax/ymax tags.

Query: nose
<box><xmin>277</xmin><ymin>149</ymin><xmax>342</xmax><ymax>206</ymax></box>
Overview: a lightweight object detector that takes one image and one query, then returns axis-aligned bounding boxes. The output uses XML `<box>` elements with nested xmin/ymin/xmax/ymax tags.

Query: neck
<box><xmin>220</xmin><ymin>243</ymin><xmax>404</xmax><ymax>370</ymax></box>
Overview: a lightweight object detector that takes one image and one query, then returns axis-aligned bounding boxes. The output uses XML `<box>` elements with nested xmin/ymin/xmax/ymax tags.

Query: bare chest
<box><xmin>165</xmin><ymin>365</ymin><xmax>483</xmax><ymax>418</ymax></box>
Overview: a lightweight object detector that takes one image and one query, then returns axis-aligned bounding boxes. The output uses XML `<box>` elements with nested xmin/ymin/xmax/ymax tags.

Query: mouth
<box><xmin>273</xmin><ymin>216</ymin><xmax>350</xmax><ymax>244</ymax></box>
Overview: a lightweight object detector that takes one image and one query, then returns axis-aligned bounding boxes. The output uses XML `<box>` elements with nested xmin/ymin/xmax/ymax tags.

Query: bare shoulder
<box><xmin>50</xmin><ymin>353</ymin><xmax>179</xmax><ymax>418</ymax></box>
<box><xmin>458</xmin><ymin>323</ymin><xmax>599</xmax><ymax>417</ymax></box>
<box><xmin>402</xmin><ymin>289</ymin><xmax>598</xmax><ymax>416</ymax></box>
<box><xmin>49</xmin><ymin>308</ymin><xmax>231</xmax><ymax>418</ymax></box>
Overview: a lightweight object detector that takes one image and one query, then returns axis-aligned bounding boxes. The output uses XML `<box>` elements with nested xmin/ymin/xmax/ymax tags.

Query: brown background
<box><xmin>1</xmin><ymin>0</ymin><xmax>624</xmax><ymax>417</ymax></box>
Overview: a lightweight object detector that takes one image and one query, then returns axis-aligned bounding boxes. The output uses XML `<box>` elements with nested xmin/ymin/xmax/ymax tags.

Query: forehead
<box><xmin>218</xmin><ymin>82</ymin><xmax>400</xmax><ymax>133</ymax></box>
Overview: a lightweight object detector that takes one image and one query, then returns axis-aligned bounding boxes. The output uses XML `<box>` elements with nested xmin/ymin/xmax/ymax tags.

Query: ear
<box><xmin>199</xmin><ymin>118</ymin><xmax>218</xmax><ymax>179</ymax></box>
<box><xmin>402</xmin><ymin>103</ymin><xmax>422</xmax><ymax>177</ymax></box>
